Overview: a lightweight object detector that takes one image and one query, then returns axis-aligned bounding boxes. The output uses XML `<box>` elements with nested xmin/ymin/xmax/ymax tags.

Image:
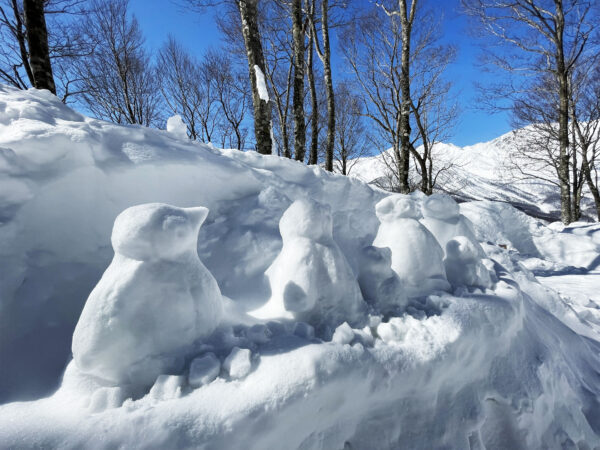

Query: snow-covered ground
<box><xmin>1</xmin><ymin>86</ymin><xmax>600</xmax><ymax>448</ymax></box>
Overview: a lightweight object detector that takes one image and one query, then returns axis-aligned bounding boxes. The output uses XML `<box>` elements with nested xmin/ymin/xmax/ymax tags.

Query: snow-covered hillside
<box><xmin>351</xmin><ymin>134</ymin><xmax>595</xmax><ymax>221</ymax></box>
<box><xmin>1</xmin><ymin>86</ymin><xmax>600</xmax><ymax>448</ymax></box>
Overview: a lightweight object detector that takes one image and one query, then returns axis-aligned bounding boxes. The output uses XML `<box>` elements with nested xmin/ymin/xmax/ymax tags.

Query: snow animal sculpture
<box><xmin>373</xmin><ymin>195</ymin><xmax>450</xmax><ymax>297</ymax></box>
<box><xmin>420</xmin><ymin>194</ymin><xmax>483</xmax><ymax>256</ymax></box>
<box><xmin>251</xmin><ymin>198</ymin><xmax>365</xmax><ymax>333</ymax></box>
<box><xmin>357</xmin><ymin>245</ymin><xmax>408</xmax><ymax>314</ymax></box>
<box><xmin>72</xmin><ymin>203</ymin><xmax>223</xmax><ymax>386</ymax></box>
<box><xmin>444</xmin><ymin>236</ymin><xmax>494</xmax><ymax>289</ymax></box>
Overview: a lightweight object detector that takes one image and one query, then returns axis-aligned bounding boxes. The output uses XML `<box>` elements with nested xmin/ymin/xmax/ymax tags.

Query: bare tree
<box><xmin>333</xmin><ymin>82</ymin><xmax>370</xmax><ymax>175</ymax></box>
<box><xmin>463</xmin><ymin>0</ymin><xmax>597</xmax><ymax>224</ymax></box>
<box><xmin>158</xmin><ymin>37</ymin><xmax>220</xmax><ymax>142</ymax></box>
<box><xmin>75</xmin><ymin>0</ymin><xmax>161</xmax><ymax>126</ymax></box>
<box><xmin>291</xmin><ymin>0</ymin><xmax>306</xmax><ymax>161</ymax></box>
<box><xmin>308</xmin><ymin>0</ymin><xmax>336</xmax><ymax>171</ymax></box>
<box><xmin>23</xmin><ymin>0</ymin><xmax>55</xmax><ymax>93</ymax></box>
<box><xmin>205</xmin><ymin>49</ymin><xmax>251</xmax><ymax>150</ymax></box>
<box><xmin>0</xmin><ymin>0</ymin><xmax>89</xmax><ymax>100</ymax></box>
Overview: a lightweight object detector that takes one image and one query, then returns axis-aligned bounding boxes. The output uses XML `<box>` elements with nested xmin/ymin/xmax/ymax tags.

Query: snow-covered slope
<box><xmin>351</xmin><ymin>134</ymin><xmax>593</xmax><ymax>220</ymax></box>
<box><xmin>1</xmin><ymin>86</ymin><xmax>600</xmax><ymax>449</ymax></box>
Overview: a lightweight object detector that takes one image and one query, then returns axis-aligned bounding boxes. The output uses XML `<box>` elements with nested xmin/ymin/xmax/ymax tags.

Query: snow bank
<box><xmin>1</xmin><ymin>87</ymin><xmax>600</xmax><ymax>448</ymax></box>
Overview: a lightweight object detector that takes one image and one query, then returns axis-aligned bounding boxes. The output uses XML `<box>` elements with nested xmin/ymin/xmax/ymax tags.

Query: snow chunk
<box><xmin>223</xmin><ymin>347</ymin><xmax>252</xmax><ymax>379</ymax></box>
<box><xmin>251</xmin><ymin>198</ymin><xmax>365</xmax><ymax>333</ymax></box>
<box><xmin>149</xmin><ymin>375</ymin><xmax>184</xmax><ymax>401</ymax></box>
<box><xmin>254</xmin><ymin>65</ymin><xmax>269</xmax><ymax>102</ymax></box>
<box><xmin>166</xmin><ymin>115</ymin><xmax>189</xmax><ymax>140</ymax></box>
<box><xmin>71</xmin><ymin>203</ymin><xmax>223</xmax><ymax>386</ymax></box>
<box><xmin>188</xmin><ymin>353</ymin><xmax>220</xmax><ymax>388</ymax></box>
<box><xmin>373</xmin><ymin>195</ymin><xmax>449</xmax><ymax>297</ymax></box>
<box><xmin>88</xmin><ymin>387</ymin><xmax>124</xmax><ymax>413</ymax></box>
<box><xmin>246</xmin><ymin>324</ymin><xmax>272</xmax><ymax>344</ymax></box>
<box><xmin>331</xmin><ymin>322</ymin><xmax>354</xmax><ymax>345</ymax></box>
<box><xmin>293</xmin><ymin>322</ymin><xmax>315</xmax><ymax>340</ymax></box>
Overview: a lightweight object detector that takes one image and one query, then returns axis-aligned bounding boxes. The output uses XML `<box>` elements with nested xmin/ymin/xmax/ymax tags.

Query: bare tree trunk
<box><xmin>397</xmin><ymin>0</ymin><xmax>417</xmax><ymax>194</ymax></box>
<box><xmin>291</xmin><ymin>0</ymin><xmax>306</xmax><ymax>161</ymax></box>
<box><xmin>555</xmin><ymin>5</ymin><xmax>571</xmax><ymax>224</ymax></box>
<box><xmin>582</xmin><ymin>151</ymin><xmax>600</xmax><ymax>221</ymax></box>
<box><xmin>321</xmin><ymin>0</ymin><xmax>334</xmax><ymax>171</ymax></box>
<box><xmin>23</xmin><ymin>0</ymin><xmax>55</xmax><ymax>94</ymax></box>
<box><xmin>307</xmin><ymin>21</ymin><xmax>319</xmax><ymax>165</ymax></box>
<box><xmin>237</xmin><ymin>0</ymin><xmax>272</xmax><ymax>154</ymax></box>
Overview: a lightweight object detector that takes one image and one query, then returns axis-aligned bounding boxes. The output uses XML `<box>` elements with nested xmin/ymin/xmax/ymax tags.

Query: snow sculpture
<box><xmin>166</xmin><ymin>115</ymin><xmax>189</xmax><ymax>140</ymax></box>
<box><xmin>72</xmin><ymin>203</ymin><xmax>223</xmax><ymax>386</ymax></box>
<box><xmin>251</xmin><ymin>198</ymin><xmax>365</xmax><ymax>332</ymax></box>
<box><xmin>420</xmin><ymin>194</ymin><xmax>482</xmax><ymax>256</ymax></box>
<box><xmin>373</xmin><ymin>195</ymin><xmax>449</xmax><ymax>297</ymax></box>
<box><xmin>444</xmin><ymin>236</ymin><xmax>494</xmax><ymax>289</ymax></box>
<box><xmin>357</xmin><ymin>245</ymin><xmax>407</xmax><ymax>314</ymax></box>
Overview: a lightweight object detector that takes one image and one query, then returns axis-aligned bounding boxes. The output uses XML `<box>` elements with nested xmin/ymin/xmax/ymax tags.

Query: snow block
<box><xmin>149</xmin><ymin>375</ymin><xmax>185</xmax><ymax>401</ymax></box>
<box><xmin>444</xmin><ymin>236</ymin><xmax>494</xmax><ymax>289</ymax></box>
<box><xmin>71</xmin><ymin>203</ymin><xmax>223</xmax><ymax>387</ymax></box>
<box><xmin>223</xmin><ymin>347</ymin><xmax>252</xmax><ymax>380</ymax></box>
<box><xmin>188</xmin><ymin>353</ymin><xmax>221</xmax><ymax>388</ymax></box>
<box><xmin>373</xmin><ymin>195</ymin><xmax>450</xmax><ymax>297</ymax></box>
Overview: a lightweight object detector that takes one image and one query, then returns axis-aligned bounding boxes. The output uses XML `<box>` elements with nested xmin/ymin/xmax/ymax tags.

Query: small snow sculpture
<box><xmin>251</xmin><ymin>198</ymin><xmax>365</xmax><ymax>332</ymax></box>
<box><xmin>223</xmin><ymin>347</ymin><xmax>252</xmax><ymax>379</ymax></box>
<box><xmin>72</xmin><ymin>203</ymin><xmax>223</xmax><ymax>386</ymax></box>
<box><xmin>166</xmin><ymin>115</ymin><xmax>189</xmax><ymax>140</ymax></box>
<box><xmin>373</xmin><ymin>195</ymin><xmax>449</xmax><ymax>297</ymax></box>
<box><xmin>420</xmin><ymin>194</ymin><xmax>482</xmax><ymax>256</ymax></box>
<box><xmin>444</xmin><ymin>236</ymin><xmax>494</xmax><ymax>289</ymax></box>
<box><xmin>357</xmin><ymin>245</ymin><xmax>407</xmax><ymax>314</ymax></box>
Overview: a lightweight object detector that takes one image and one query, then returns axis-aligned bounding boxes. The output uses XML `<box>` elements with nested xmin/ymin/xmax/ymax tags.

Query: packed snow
<box><xmin>1</xmin><ymin>86</ymin><xmax>600</xmax><ymax>448</ymax></box>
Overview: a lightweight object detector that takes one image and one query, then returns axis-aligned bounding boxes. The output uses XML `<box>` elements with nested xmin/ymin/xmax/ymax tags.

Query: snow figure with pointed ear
<box><xmin>357</xmin><ymin>245</ymin><xmax>408</xmax><ymax>315</ymax></box>
<box><xmin>251</xmin><ymin>198</ymin><xmax>365</xmax><ymax>334</ymax></box>
<box><xmin>420</xmin><ymin>194</ymin><xmax>483</xmax><ymax>257</ymax></box>
<box><xmin>444</xmin><ymin>236</ymin><xmax>494</xmax><ymax>289</ymax></box>
<box><xmin>72</xmin><ymin>203</ymin><xmax>223</xmax><ymax>387</ymax></box>
<box><xmin>373</xmin><ymin>195</ymin><xmax>450</xmax><ymax>297</ymax></box>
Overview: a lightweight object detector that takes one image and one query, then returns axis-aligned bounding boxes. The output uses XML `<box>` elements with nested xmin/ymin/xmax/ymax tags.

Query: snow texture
<box><xmin>72</xmin><ymin>203</ymin><xmax>223</xmax><ymax>386</ymax></box>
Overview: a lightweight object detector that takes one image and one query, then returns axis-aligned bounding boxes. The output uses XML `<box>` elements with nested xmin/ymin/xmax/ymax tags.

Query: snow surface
<box><xmin>1</xmin><ymin>86</ymin><xmax>600</xmax><ymax>448</ymax></box>
<box><xmin>166</xmin><ymin>114</ymin><xmax>189</xmax><ymax>140</ymax></box>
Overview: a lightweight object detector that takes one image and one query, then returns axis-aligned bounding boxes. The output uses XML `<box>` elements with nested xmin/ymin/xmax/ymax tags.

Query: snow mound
<box><xmin>0</xmin><ymin>87</ymin><xmax>600</xmax><ymax>448</ymax></box>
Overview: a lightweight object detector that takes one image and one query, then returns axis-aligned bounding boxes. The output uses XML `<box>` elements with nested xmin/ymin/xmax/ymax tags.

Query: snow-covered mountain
<box><xmin>351</xmin><ymin>132</ymin><xmax>595</xmax><ymax>221</ymax></box>
<box><xmin>1</xmin><ymin>86</ymin><xmax>600</xmax><ymax>448</ymax></box>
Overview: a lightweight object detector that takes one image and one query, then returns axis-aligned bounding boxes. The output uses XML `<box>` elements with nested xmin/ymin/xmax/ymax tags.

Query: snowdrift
<box><xmin>1</xmin><ymin>86</ymin><xmax>600</xmax><ymax>448</ymax></box>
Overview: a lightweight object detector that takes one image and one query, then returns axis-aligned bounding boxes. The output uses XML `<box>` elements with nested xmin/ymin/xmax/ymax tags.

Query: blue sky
<box><xmin>129</xmin><ymin>0</ymin><xmax>512</xmax><ymax>147</ymax></box>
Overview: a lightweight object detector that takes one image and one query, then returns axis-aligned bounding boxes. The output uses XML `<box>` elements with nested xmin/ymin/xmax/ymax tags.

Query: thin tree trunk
<box><xmin>237</xmin><ymin>0</ymin><xmax>272</xmax><ymax>155</ymax></box>
<box><xmin>397</xmin><ymin>0</ymin><xmax>416</xmax><ymax>194</ymax></box>
<box><xmin>321</xmin><ymin>0</ymin><xmax>334</xmax><ymax>171</ymax></box>
<box><xmin>307</xmin><ymin>5</ymin><xmax>319</xmax><ymax>165</ymax></box>
<box><xmin>23</xmin><ymin>0</ymin><xmax>55</xmax><ymax>94</ymax></box>
<box><xmin>292</xmin><ymin>0</ymin><xmax>306</xmax><ymax>162</ymax></box>
<box><xmin>556</xmin><ymin>4</ymin><xmax>571</xmax><ymax>224</ymax></box>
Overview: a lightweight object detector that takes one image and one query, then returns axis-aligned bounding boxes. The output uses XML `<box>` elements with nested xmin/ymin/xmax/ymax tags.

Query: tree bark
<box><xmin>291</xmin><ymin>0</ymin><xmax>306</xmax><ymax>161</ymax></box>
<box><xmin>307</xmin><ymin>3</ymin><xmax>319</xmax><ymax>165</ymax></box>
<box><xmin>555</xmin><ymin>3</ymin><xmax>571</xmax><ymax>224</ymax></box>
<box><xmin>23</xmin><ymin>0</ymin><xmax>55</xmax><ymax>94</ymax></box>
<box><xmin>397</xmin><ymin>0</ymin><xmax>416</xmax><ymax>194</ymax></box>
<box><xmin>237</xmin><ymin>0</ymin><xmax>272</xmax><ymax>154</ymax></box>
<box><xmin>321</xmin><ymin>0</ymin><xmax>334</xmax><ymax>171</ymax></box>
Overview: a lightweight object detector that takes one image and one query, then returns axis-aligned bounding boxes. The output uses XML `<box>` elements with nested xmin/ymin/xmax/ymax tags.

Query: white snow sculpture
<box><xmin>444</xmin><ymin>236</ymin><xmax>494</xmax><ymax>289</ymax></box>
<box><xmin>420</xmin><ymin>194</ymin><xmax>482</xmax><ymax>256</ymax></box>
<box><xmin>72</xmin><ymin>203</ymin><xmax>223</xmax><ymax>386</ymax></box>
<box><xmin>166</xmin><ymin>115</ymin><xmax>189</xmax><ymax>140</ymax></box>
<box><xmin>251</xmin><ymin>198</ymin><xmax>365</xmax><ymax>332</ymax></box>
<box><xmin>357</xmin><ymin>245</ymin><xmax>407</xmax><ymax>314</ymax></box>
<box><xmin>373</xmin><ymin>195</ymin><xmax>450</xmax><ymax>297</ymax></box>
